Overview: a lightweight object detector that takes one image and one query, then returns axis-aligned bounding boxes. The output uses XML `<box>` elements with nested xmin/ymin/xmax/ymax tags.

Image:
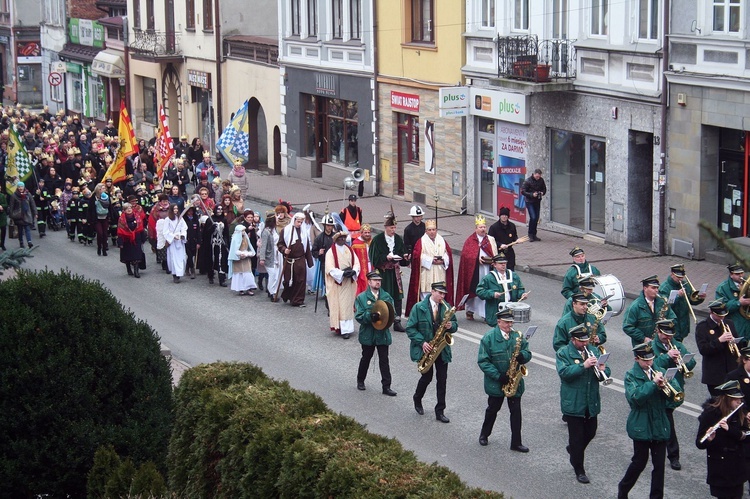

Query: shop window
<box><xmin>70</xmin><ymin>72</ymin><xmax>83</xmax><ymax>112</ymax></box>
<box><xmin>143</xmin><ymin>77</ymin><xmax>157</xmax><ymax>124</ymax></box>
<box><xmin>304</xmin><ymin>94</ymin><xmax>317</xmax><ymax>157</ymax></box>
<box><xmin>397</xmin><ymin>113</ymin><xmax>419</xmax><ymax>164</ymax></box>
<box><xmin>327</xmin><ymin>99</ymin><xmax>358</xmax><ymax>166</ymax></box>
<box><xmin>89</xmin><ymin>76</ymin><xmax>106</xmax><ymax>121</ymax></box>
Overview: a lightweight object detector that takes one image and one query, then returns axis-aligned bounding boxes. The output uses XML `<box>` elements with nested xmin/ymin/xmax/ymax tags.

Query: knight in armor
<box><xmin>561</xmin><ymin>247</ymin><xmax>601</xmax><ymax>299</ymax></box>
<box><xmin>477</xmin><ymin>306</ymin><xmax>531</xmax><ymax>452</ymax></box>
<box><xmin>405</xmin><ymin>281</ymin><xmax>457</xmax><ymax>424</ymax></box>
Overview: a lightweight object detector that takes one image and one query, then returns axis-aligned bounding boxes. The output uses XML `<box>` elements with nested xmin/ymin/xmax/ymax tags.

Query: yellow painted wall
<box><xmin>377</xmin><ymin>0</ymin><xmax>465</xmax><ymax>86</ymax></box>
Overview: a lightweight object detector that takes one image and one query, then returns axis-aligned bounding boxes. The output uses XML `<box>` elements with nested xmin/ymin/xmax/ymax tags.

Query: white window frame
<box><xmin>638</xmin><ymin>0</ymin><xmax>659</xmax><ymax>40</ymax></box>
<box><xmin>552</xmin><ymin>0</ymin><xmax>568</xmax><ymax>38</ymax></box>
<box><xmin>712</xmin><ymin>0</ymin><xmax>742</xmax><ymax>34</ymax></box>
<box><xmin>43</xmin><ymin>0</ymin><xmax>64</xmax><ymax>26</ymax></box>
<box><xmin>329</xmin><ymin>0</ymin><xmax>360</xmax><ymax>41</ymax></box>
<box><xmin>481</xmin><ymin>0</ymin><xmax>496</xmax><ymax>29</ymax></box>
<box><xmin>51</xmin><ymin>76</ymin><xmax>63</xmax><ymax>102</ymax></box>
<box><xmin>69</xmin><ymin>72</ymin><xmax>83</xmax><ymax>113</ymax></box>
<box><xmin>590</xmin><ymin>0</ymin><xmax>608</xmax><ymax>37</ymax></box>
<box><xmin>89</xmin><ymin>76</ymin><xmax>106</xmax><ymax>121</ymax></box>
<box><xmin>513</xmin><ymin>0</ymin><xmax>529</xmax><ymax>31</ymax></box>
<box><xmin>349</xmin><ymin>0</ymin><xmax>361</xmax><ymax>39</ymax></box>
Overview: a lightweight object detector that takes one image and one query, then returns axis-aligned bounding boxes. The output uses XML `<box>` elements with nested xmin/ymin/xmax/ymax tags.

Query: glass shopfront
<box><xmin>718</xmin><ymin>128</ymin><xmax>749</xmax><ymax>238</ymax></box>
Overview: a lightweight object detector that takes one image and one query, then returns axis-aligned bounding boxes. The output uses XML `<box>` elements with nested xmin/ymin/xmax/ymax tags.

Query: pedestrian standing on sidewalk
<box><xmin>520</xmin><ymin>168</ymin><xmax>546</xmax><ymax>242</ymax></box>
<box><xmin>9</xmin><ymin>181</ymin><xmax>37</xmax><ymax>248</ymax></box>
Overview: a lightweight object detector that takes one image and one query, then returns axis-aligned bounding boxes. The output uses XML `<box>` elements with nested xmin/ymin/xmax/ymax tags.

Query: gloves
<box><xmin>516</xmin><ymin>354</ymin><xmax>525</xmax><ymax>363</ymax></box>
<box><xmin>371</xmin><ymin>312</ymin><xmax>380</xmax><ymax>321</ymax></box>
<box><xmin>499</xmin><ymin>373</ymin><xmax>510</xmax><ymax>385</ymax></box>
<box><xmin>342</xmin><ymin>269</ymin><xmax>355</xmax><ymax>279</ymax></box>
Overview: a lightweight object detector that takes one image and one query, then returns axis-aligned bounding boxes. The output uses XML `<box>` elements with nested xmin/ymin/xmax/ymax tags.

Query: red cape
<box><xmin>351</xmin><ymin>237</ymin><xmax>370</xmax><ymax>295</ymax></box>
<box><xmin>405</xmin><ymin>237</ymin><xmax>454</xmax><ymax>315</ymax></box>
<box><xmin>454</xmin><ymin>233</ymin><xmax>495</xmax><ymax>310</ymax></box>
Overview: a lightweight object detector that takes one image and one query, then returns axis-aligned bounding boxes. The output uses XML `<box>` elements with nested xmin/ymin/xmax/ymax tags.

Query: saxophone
<box><xmin>653</xmin><ymin>296</ymin><xmax>670</xmax><ymax>338</ymax></box>
<box><xmin>502</xmin><ymin>332</ymin><xmax>528</xmax><ymax>397</ymax></box>
<box><xmin>417</xmin><ymin>300</ymin><xmax>456</xmax><ymax>374</ymax></box>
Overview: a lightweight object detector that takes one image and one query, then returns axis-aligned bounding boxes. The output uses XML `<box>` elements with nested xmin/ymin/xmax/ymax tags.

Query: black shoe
<box><xmin>27</xmin><ymin>242</ymin><xmax>33</xmax><ymax>248</ymax></box>
<box><xmin>413</xmin><ymin>398</ymin><xmax>424</xmax><ymax>415</ymax></box>
<box><xmin>102</xmin><ymin>250</ymin><xmax>107</xmax><ymax>257</ymax></box>
<box><xmin>173</xmin><ymin>275</ymin><xmax>180</xmax><ymax>283</ymax></box>
<box><xmin>382</xmin><ymin>388</ymin><xmax>397</xmax><ymax>397</ymax></box>
<box><xmin>393</xmin><ymin>321</ymin><xmax>406</xmax><ymax>332</ymax></box>
<box><xmin>357</xmin><ymin>382</ymin><xmax>366</xmax><ymax>391</ymax></box>
<box><xmin>576</xmin><ymin>473</ymin><xmax>590</xmax><ymax>484</ymax></box>
<box><xmin>670</xmin><ymin>459</ymin><xmax>681</xmax><ymax>471</ymax></box>
<box><xmin>19</xmin><ymin>241</ymin><xmax>25</xmax><ymax>248</ymax></box>
<box><xmin>479</xmin><ymin>435</ymin><xmax>488</xmax><ymax>446</ymax></box>
<box><xmin>533</xmin><ymin>236</ymin><xmax>541</xmax><ymax>242</ymax></box>
<box><xmin>436</xmin><ymin>414</ymin><xmax>450</xmax><ymax>423</ymax></box>
<box><xmin>511</xmin><ymin>445</ymin><xmax>529</xmax><ymax>453</ymax></box>
<box><xmin>126</xmin><ymin>263</ymin><xmax>133</xmax><ymax>276</ymax></box>
<box><xmin>342</xmin><ymin>333</ymin><xmax>350</xmax><ymax>339</ymax></box>
<box><xmin>97</xmin><ymin>247</ymin><xmax>101</xmax><ymax>255</ymax></box>
<box><xmin>133</xmin><ymin>266</ymin><xmax>140</xmax><ymax>278</ymax></box>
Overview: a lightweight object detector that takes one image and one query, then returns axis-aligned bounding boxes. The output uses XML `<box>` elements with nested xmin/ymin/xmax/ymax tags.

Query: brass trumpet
<box><xmin>649</xmin><ymin>367</ymin><xmax>684</xmax><ymax>402</ymax></box>
<box><xmin>667</xmin><ymin>340</ymin><xmax>694</xmax><ymax>379</ymax></box>
<box><xmin>722</xmin><ymin>322</ymin><xmax>741</xmax><ymax>358</ymax></box>
<box><xmin>583</xmin><ymin>347</ymin><xmax>612</xmax><ymax>385</ymax></box>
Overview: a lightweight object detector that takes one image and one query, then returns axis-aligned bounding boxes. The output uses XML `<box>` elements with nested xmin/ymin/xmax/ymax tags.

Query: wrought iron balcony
<box><xmin>497</xmin><ymin>35</ymin><xmax>576</xmax><ymax>83</ymax></box>
<box><xmin>130</xmin><ymin>28</ymin><xmax>182</xmax><ymax>57</ymax></box>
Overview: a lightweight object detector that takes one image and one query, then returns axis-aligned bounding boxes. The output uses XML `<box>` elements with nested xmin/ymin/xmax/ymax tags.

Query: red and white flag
<box><xmin>154</xmin><ymin>105</ymin><xmax>174</xmax><ymax>180</ymax></box>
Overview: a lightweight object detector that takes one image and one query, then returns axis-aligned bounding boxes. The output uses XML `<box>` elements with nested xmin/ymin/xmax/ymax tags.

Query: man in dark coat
<box><xmin>403</xmin><ymin>204</ymin><xmax>426</xmax><ymax>257</ymax></box>
<box><xmin>369</xmin><ymin>210</ymin><xmax>409</xmax><ymax>331</ymax></box>
<box><xmin>520</xmin><ymin>168</ymin><xmax>546</xmax><ymax>241</ymax></box>
<box><xmin>488</xmin><ymin>206</ymin><xmax>518</xmax><ymax>270</ymax></box>
<box><xmin>696</xmin><ymin>300</ymin><xmax>744</xmax><ymax>396</ymax></box>
<box><xmin>355</xmin><ymin>271</ymin><xmax>396</xmax><ymax>396</ymax></box>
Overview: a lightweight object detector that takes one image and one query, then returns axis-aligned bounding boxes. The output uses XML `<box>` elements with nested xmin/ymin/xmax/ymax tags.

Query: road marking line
<box><xmin>454</xmin><ymin>328</ymin><xmax>702</xmax><ymax>418</ymax></box>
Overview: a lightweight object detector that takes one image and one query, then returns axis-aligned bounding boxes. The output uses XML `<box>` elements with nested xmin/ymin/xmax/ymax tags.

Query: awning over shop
<box><xmin>91</xmin><ymin>49</ymin><xmax>125</xmax><ymax>78</ymax></box>
<box><xmin>59</xmin><ymin>43</ymin><xmax>101</xmax><ymax>64</ymax></box>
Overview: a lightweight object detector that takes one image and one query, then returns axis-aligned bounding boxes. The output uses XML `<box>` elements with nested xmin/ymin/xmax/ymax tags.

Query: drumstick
<box><xmin>519</xmin><ymin>291</ymin><xmax>530</xmax><ymax>302</ymax></box>
<box><xmin>506</xmin><ymin>236</ymin><xmax>530</xmax><ymax>248</ymax></box>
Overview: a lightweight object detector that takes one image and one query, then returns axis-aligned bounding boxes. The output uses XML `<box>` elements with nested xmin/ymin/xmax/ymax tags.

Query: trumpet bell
<box><xmin>683</xmin><ymin>371</ymin><xmax>694</xmax><ymax>379</ymax></box>
<box><xmin>601</xmin><ymin>377</ymin><xmax>613</xmax><ymax>386</ymax></box>
<box><xmin>674</xmin><ymin>391</ymin><xmax>685</xmax><ymax>403</ymax></box>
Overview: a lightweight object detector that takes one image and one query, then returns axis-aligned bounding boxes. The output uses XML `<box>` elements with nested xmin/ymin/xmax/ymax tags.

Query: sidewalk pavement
<box><xmin>241</xmin><ymin>169</ymin><xmax>733</xmax><ymax>314</ymax></box>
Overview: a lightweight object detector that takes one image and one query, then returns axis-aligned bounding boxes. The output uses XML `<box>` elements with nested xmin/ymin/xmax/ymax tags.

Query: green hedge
<box><xmin>169</xmin><ymin>362</ymin><xmax>503</xmax><ymax>498</ymax></box>
<box><xmin>0</xmin><ymin>270</ymin><xmax>174</xmax><ymax>497</ymax></box>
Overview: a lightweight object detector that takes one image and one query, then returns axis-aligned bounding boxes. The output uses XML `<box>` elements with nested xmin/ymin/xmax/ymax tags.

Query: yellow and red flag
<box><xmin>104</xmin><ymin>101</ymin><xmax>139</xmax><ymax>184</ymax></box>
<box><xmin>154</xmin><ymin>105</ymin><xmax>174</xmax><ymax>179</ymax></box>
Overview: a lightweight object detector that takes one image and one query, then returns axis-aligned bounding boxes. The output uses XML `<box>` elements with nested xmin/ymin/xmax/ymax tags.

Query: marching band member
<box><xmin>561</xmin><ymin>247</ymin><xmax>600</xmax><ymax>299</ymax></box>
<box><xmin>406</xmin><ymin>282</ymin><xmax>457</xmax><ymax>423</ymax></box>
<box><xmin>659</xmin><ymin>263</ymin><xmax>705</xmax><ymax>341</ymax></box>
<box><xmin>652</xmin><ymin>319</ymin><xmax>696</xmax><ymax>471</ymax></box>
<box><xmin>475</xmin><ymin>252</ymin><xmax>529</xmax><ymax>326</ymax></box>
<box><xmin>556</xmin><ymin>323</ymin><xmax>609</xmax><ymax>483</ymax></box>
<box><xmin>477</xmin><ymin>306</ymin><xmax>531</xmax><ymax>452</ymax></box>
<box><xmin>696</xmin><ymin>380</ymin><xmax>748</xmax><ymax>499</ymax></box>
<box><xmin>552</xmin><ymin>292</ymin><xmax>606</xmax><ymax>353</ymax></box>
<box><xmin>716</xmin><ymin>263</ymin><xmax>750</xmax><ymax>343</ymax></box>
<box><xmin>696</xmin><ymin>300</ymin><xmax>745</xmax><ymax>396</ymax></box>
<box><xmin>724</xmin><ymin>346</ymin><xmax>750</xmax><ymax>495</ymax></box>
<box><xmin>622</xmin><ymin>275</ymin><xmax>676</xmax><ymax>347</ymax></box>
<box><xmin>618</xmin><ymin>343</ymin><xmax>681</xmax><ymax>499</ymax></box>
<box><xmin>455</xmin><ymin>214</ymin><xmax>497</xmax><ymax>322</ymax></box>
<box><xmin>561</xmin><ymin>276</ymin><xmax>609</xmax><ymax>316</ymax></box>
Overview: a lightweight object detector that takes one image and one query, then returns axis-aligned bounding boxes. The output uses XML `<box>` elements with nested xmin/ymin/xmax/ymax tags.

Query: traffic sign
<box><xmin>48</xmin><ymin>72</ymin><xmax>62</xmax><ymax>86</ymax></box>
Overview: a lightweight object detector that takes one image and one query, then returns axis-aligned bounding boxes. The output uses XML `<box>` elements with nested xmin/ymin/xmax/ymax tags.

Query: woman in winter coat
<box><xmin>117</xmin><ymin>202</ymin><xmax>147</xmax><ymax>277</ymax></box>
<box><xmin>9</xmin><ymin>181</ymin><xmax>37</xmax><ymax>248</ymax></box>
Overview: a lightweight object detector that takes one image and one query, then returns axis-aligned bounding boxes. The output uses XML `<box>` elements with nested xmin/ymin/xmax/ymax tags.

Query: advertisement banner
<box><xmin>469</xmin><ymin>87</ymin><xmax>529</xmax><ymax>125</ymax></box>
<box><xmin>439</xmin><ymin>86</ymin><xmax>468</xmax><ymax>117</ymax></box>
<box><xmin>496</xmin><ymin>124</ymin><xmax>529</xmax><ymax>222</ymax></box>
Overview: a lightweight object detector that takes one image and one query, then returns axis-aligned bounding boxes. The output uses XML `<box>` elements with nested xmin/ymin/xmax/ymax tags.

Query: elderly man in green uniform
<box><xmin>561</xmin><ymin>247</ymin><xmax>601</xmax><ymax>299</ymax></box>
<box><xmin>618</xmin><ymin>342</ymin><xmax>681</xmax><ymax>499</ymax></box>
<box><xmin>406</xmin><ymin>281</ymin><xmax>457</xmax><ymax>423</ymax></box>
<box><xmin>355</xmin><ymin>271</ymin><xmax>397</xmax><ymax>396</ymax></box>
<box><xmin>652</xmin><ymin>319</ymin><xmax>696</xmax><ymax>472</ymax></box>
<box><xmin>553</xmin><ymin>292</ymin><xmax>606</xmax><ymax>352</ymax></box>
<box><xmin>716</xmin><ymin>263</ymin><xmax>750</xmax><ymax>342</ymax></box>
<box><xmin>477</xmin><ymin>306</ymin><xmax>532</xmax><ymax>452</ymax></box>
<box><xmin>475</xmin><ymin>252</ymin><xmax>529</xmax><ymax>326</ymax></box>
<box><xmin>556</xmin><ymin>323</ymin><xmax>610</xmax><ymax>484</ymax></box>
<box><xmin>658</xmin><ymin>263</ymin><xmax>705</xmax><ymax>341</ymax></box>
<box><xmin>622</xmin><ymin>275</ymin><xmax>676</xmax><ymax>347</ymax></box>
<box><xmin>370</xmin><ymin>210</ymin><xmax>409</xmax><ymax>332</ymax></box>
<box><xmin>561</xmin><ymin>276</ymin><xmax>610</xmax><ymax>316</ymax></box>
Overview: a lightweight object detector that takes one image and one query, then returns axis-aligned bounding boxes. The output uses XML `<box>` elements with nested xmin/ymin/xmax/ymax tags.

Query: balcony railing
<box><xmin>130</xmin><ymin>28</ymin><xmax>182</xmax><ymax>57</ymax></box>
<box><xmin>497</xmin><ymin>35</ymin><xmax>576</xmax><ymax>82</ymax></box>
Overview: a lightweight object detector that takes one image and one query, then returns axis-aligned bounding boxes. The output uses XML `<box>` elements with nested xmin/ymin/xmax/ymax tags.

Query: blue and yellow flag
<box><xmin>5</xmin><ymin>126</ymin><xmax>33</xmax><ymax>194</ymax></box>
<box><xmin>216</xmin><ymin>100</ymin><xmax>249</xmax><ymax>165</ymax></box>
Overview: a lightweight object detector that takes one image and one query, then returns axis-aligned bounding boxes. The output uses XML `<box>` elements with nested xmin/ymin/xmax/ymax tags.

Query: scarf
<box><xmin>232</xmin><ymin>166</ymin><xmax>245</xmax><ymax>178</ymax></box>
<box><xmin>117</xmin><ymin>212</ymin><xmax>143</xmax><ymax>245</ymax></box>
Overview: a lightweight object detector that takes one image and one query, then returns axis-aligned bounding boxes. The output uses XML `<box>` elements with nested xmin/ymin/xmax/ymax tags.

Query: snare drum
<box><xmin>506</xmin><ymin>302</ymin><xmax>532</xmax><ymax>323</ymax></box>
<box><xmin>592</xmin><ymin>274</ymin><xmax>625</xmax><ymax>316</ymax></box>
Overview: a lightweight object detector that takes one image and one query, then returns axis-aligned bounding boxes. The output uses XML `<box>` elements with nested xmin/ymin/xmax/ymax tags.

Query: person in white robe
<box><xmin>162</xmin><ymin>204</ymin><xmax>188</xmax><ymax>283</ymax></box>
<box><xmin>325</xmin><ymin>231</ymin><xmax>361</xmax><ymax>339</ymax></box>
<box><xmin>228</xmin><ymin>224</ymin><xmax>257</xmax><ymax>295</ymax></box>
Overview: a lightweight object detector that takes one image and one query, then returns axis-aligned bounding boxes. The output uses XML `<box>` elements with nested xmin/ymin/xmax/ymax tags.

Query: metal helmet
<box><xmin>409</xmin><ymin>205</ymin><xmax>424</xmax><ymax>217</ymax></box>
<box><xmin>321</xmin><ymin>213</ymin><xmax>336</xmax><ymax>225</ymax></box>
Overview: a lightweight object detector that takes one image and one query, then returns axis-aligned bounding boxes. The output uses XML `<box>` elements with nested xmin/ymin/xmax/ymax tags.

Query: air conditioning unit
<box><xmin>672</xmin><ymin>238</ymin><xmax>694</xmax><ymax>259</ymax></box>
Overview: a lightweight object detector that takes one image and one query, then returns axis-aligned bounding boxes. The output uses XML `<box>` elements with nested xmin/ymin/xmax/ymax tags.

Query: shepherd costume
<box><xmin>277</xmin><ymin>213</ymin><xmax>314</xmax><ymax>306</ymax></box>
<box><xmin>325</xmin><ymin>232</ymin><xmax>361</xmax><ymax>337</ymax></box>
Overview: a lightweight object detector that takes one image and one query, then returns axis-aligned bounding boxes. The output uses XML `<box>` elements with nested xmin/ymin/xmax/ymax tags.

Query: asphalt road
<box><xmin>23</xmin><ymin>230</ymin><xmax>720</xmax><ymax>498</ymax></box>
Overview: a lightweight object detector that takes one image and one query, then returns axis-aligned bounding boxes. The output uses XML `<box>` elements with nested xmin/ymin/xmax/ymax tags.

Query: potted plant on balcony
<box><xmin>534</xmin><ymin>64</ymin><xmax>551</xmax><ymax>83</ymax></box>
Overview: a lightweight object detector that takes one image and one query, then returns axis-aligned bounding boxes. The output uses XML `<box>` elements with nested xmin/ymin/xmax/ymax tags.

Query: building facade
<box><xmin>1</xmin><ymin>0</ymin><xmax>43</xmax><ymax>105</ymax></box>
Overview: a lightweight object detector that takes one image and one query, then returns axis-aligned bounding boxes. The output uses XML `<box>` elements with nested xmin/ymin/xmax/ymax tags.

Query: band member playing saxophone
<box><xmin>623</xmin><ymin>275</ymin><xmax>676</xmax><ymax>347</ymax></box>
<box><xmin>556</xmin><ymin>323</ymin><xmax>609</xmax><ymax>484</ymax></box>
<box><xmin>477</xmin><ymin>307</ymin><xmax>532</xmax><ymax>452</ymax></box>
<box><xmin>696</xmin><ymin>300</ymin><xmax>745</xmax><ymax>396</ymax></box>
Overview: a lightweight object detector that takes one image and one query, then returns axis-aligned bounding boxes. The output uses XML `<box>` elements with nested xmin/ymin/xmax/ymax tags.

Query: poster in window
<box><xmin>496</xmin><ymin>124</ymin><xmax>528</xmax><ymax>223</ymax></box>
<box><xmin>424</xmin><ymin>119</ymin><xmax>435</xmax><ymax>174</ymax></box>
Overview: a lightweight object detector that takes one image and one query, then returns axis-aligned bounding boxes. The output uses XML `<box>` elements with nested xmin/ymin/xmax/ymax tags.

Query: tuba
<box><xmin>502</xmin><ymin>332</ymin><xmax>528</xmax><ymax>397</ymax></box>
<box><xmin>417</xmin><ymin>300</ymin><xmax>456</xmax><ymax>374</ymax></box>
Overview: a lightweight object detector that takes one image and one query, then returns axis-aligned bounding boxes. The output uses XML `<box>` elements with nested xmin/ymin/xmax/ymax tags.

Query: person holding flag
<box><xmin>153</xmin><ymin>105</ymin><xmax>175</xmax><ymax>182</ymax></box>
<box><xmin>103</xmin><ymin>101</ymin><xmax>139</xmax><ymax>187</ymax></box>
<box><xmin>216</xmin><ymin>100</ymin><xmax>250</xmax><ymax>168</ymax></box>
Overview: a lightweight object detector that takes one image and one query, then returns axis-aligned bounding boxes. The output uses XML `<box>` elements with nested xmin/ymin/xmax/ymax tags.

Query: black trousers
<box><xmin>665</xmin><ymin>409</ymin><xmax>679</xmax><ymax>462</ymax></box>
<box><xmin>481</xmin><ymin>395</ymin><xmax>522</xmax><ymax>448</ymax></box>
<box><xmin>618</xmin><ymin>439</ymin><xmax>667</xmax><ymax>499</ymax></box>
<box><xmin>357</xmin><ymin>344</ymin><xmax>391</xmax><ymax>389</ymax></box>
<box><xmin>564</xmin><ymin>414</ymin><xmax>597</xmax><ymax>474</ymax></box>
<box><xmin>414</xmin><ymin>357</ymin><xmax>447</xmax><ymax>415</ymax></box>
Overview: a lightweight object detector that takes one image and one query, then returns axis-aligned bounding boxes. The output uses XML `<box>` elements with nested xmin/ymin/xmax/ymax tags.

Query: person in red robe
<box><xmin>454</xmin><ymin>214</ymin><xmax>498</xmax><ymax>321</ymax></box>
<box><xmin>351</xmin><ymin>223</ymin><xmax>373</xmax><ymax>294</ymax></box>
<box><xmin>405</xmin><ymin>219</ymin><xmax>454</xmax><ymax>316</ymax></box>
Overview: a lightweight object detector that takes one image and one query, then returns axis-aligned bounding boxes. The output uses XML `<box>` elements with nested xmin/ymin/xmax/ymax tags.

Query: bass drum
<box><xmin>592</xmin><ymin>274</ymin><xmax>625</xmax><ymax>316</ymax></box>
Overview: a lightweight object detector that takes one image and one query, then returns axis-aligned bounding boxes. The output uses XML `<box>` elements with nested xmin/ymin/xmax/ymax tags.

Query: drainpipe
<box><xmin>658</xmin><ymin>0</ymin><xmax>670</xmax><ymax>255</ymax></box>
<box><xmin>213</xmin><ymin>0</ymin><xmax>223</xmax><ymax>148</ymax></box>
<box><xmin>124</xmin><ymin>16</ymin><xmax>131</xmax><ymax>112</ymax></box>
<box><xmin>372</xmin><ymin>0</ymin><xmax>380</xmax><ymax>196</ymax></box>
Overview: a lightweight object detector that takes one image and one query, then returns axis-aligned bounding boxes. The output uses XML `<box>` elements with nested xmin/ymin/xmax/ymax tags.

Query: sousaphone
<box><xmin>372</xmin><ymin>300</ymin><xmax>395</xmax><ymax>331</ymax></box>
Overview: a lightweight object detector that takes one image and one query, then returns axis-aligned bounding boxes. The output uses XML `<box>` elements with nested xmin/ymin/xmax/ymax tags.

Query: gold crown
<box><xmin>163</xmin><ymin>180</ymin><xmax>173</xmax><ymax>189</ymax></box>
<box><xmin>474</xmin><ymin>214</ymin><xmax>486</xmax><ymax>226</ymax></box>
<box><xmin>425</xmin><ymin>219</ymin><xmax>437</xmax><ymax>229</ymax></box>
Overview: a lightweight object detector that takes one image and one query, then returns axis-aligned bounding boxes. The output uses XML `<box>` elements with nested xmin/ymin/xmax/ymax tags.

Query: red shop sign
<box><xmin>391</xmin><ymin>91</ymin><xmax>420</xmax><ymax>112</ymax></box>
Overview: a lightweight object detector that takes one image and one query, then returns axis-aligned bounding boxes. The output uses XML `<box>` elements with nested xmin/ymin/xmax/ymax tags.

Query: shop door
<box><xmin>719</xmin><ymin>150</ymin><xmax>745</xmax><ymax>238</ymax></box>
<box><xmin>586</xmin><ymin>137</ymin><xmax>606</xmax><ymax>234</ymax></box>
<box><xmin>479</xmin><ymin>133</ymin><xmax>495</xmax><ymax>214</ymax></box>
<box><xmin>198</xmin><ymin>90</ymin><xmax>215</xmax><ymax>155</ymax></box>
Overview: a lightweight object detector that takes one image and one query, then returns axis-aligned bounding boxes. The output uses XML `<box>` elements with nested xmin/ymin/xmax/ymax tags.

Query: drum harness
<box><xmin>491</xmin><ymin>269</ymin><xmax>514</xmax><ymax>304</ymax></box>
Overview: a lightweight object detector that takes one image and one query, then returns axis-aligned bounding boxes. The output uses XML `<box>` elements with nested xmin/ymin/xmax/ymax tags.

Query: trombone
<box><xmin>679</xmin><ymin>274</ymin><xmax>700</xmax><ymax>323</ymax></box>
<box><xmin>667</xmin><ymin>340</ymin><xmax>694</xmax><ymax>378</ymax></box>
<box><xmin>583</xmin><ymin>347</ymin><xmax>612</xmax><ymax>385</ymax></box>
<box><xmin>722</xmin><ymin>322</ymin><xmax>741</xmax><ymax>358</ymax></box>
<box><xmin>648</xmin><ymin>367</ymin><xmax>684</xmax><ymax>402</ymax></box>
